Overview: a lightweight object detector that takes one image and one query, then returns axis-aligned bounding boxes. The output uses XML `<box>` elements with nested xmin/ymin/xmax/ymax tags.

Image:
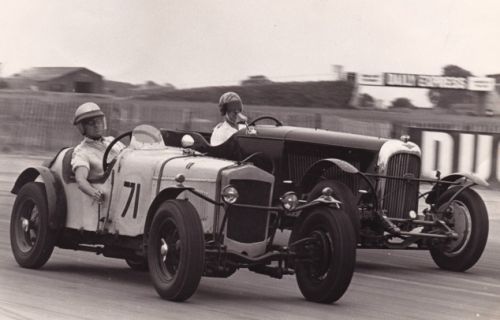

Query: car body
<box><xmin>166</xmin><ymin>115</ymin><xmax>489</xmax><ymax>272</ymax></box>
<box><xmin>10</xmin><ymin>124</ymin><xmax>356</xmax><ymax>303</ymax></box>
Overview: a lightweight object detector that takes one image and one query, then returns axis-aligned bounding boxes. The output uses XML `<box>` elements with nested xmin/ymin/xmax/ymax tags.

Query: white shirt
<box><xmin>71</xmin><ymin>136</ymin><xmax>125</xmax><ymax>179</ymax></box>
<box><xmin>210</xmin><ymin>121</ymin><xmax>242</xmax><ymax>146</ymax></box>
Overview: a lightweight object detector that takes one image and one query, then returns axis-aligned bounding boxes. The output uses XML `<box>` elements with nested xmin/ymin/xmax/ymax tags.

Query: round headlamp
<box><xmin>280</xmin><ymin>191</ymin><xmax>299</xmax><ymax>211</ymax></box>
<box><xmin>221</xmin><ymin>185</ymin><xmax>239</xmax><ymax>204</ymax></box>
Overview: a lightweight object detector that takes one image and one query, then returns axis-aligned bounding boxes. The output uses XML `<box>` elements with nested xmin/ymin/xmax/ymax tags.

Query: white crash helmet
<box><xmin>73</xmin><ymin>102</ymin><xmax>106</xmax><ymax>134</ymax></box>
<box><xmin>218</xmin><ymin>92</ymin><xmax>243</xmax><ymax>115</ymax></box>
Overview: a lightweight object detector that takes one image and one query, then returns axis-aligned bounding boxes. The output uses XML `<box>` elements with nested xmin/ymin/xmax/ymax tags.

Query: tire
<box><xmin>307</xmin><ymin>180</ymin><xmax>360</xmax><ymax>240</ymax></box>
<box><xmin>292</xmin><ymin>206</ymin><xmax>356</xmax><ymax>303</ymax></box>
<box><xmin>10</xmin><ymin>182</ymin><xmax>57</xmax><ymax>269</ymax></box>
<box><xmin>125</xmin><ymin>257</ymin><xmax>148</xmax><ymax>271</ymax></box>
<box><xmin>147</xmin><ymin>199</ymin><xmax>205</xmax><ymax>301</ymax></box>
<box><xmin>429</xmin><ymin>187</ymin><xmax>489</xmax><ymax>272</ymax></box>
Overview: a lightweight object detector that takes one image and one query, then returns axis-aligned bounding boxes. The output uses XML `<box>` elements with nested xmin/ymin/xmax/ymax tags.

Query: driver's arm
<box><xmin>74</xmin><ymin>166</ymin><xmax>104</xmax><ymax>203</ymax></box>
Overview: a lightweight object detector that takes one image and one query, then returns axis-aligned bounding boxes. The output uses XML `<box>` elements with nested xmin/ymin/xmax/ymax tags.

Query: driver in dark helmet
<box><xmin>211</xmin><ymin>92</ymin><xmax>248</xmax><ymax>146</ymax></box>
<box><xmin>71</xmin><ymin>102</ymin><xmax>125</xmax><ymax>203</ymax></box>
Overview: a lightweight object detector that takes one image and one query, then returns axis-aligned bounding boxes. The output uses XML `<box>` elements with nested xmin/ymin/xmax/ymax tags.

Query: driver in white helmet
<box><xmin>210</xmin><ymin>92</ymin><xmax>248</xmax><ymax>146</ymax></box>
<box><xmin>71</xmin><ymin>102</ymin><xmax>125</xmax><ymax>203</ymax></box>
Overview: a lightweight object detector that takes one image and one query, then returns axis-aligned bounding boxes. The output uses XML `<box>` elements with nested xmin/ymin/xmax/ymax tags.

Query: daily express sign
<box><xmin>357</xmin><ymin>73</ymin><xmax>495</xmax><ymax>91</ymax></box>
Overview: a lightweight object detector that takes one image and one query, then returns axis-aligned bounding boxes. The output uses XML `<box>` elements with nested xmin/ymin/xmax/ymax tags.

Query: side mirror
<box><xmin>181</xmin><ymin>134</ymin><xmax>195</xmax><ymax>148</ymax></box>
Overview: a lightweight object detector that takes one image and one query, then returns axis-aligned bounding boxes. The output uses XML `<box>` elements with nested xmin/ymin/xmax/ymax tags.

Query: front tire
<box><xmin>10</xmin><ymin>182</ymin><xmax>57</xmax><ymax>269</ymax></box>
<box><xmin>147</xmin><ymin>199</ymin><xmax>205</xmax><ymax>301</ymax></box>
<box><xmin>429</xmin><ymin>187</ymin><xmax>488</xmax><ymax>272</ymax></box>
<box><xmin>292</xmin><ymin>206</ymin><xmax>356</xmax><ymax>303</ymax></box>
<box><xmin>307</xmin><ymin>180</ymin><xmax>360</xmax><ymax>240</ymax></box>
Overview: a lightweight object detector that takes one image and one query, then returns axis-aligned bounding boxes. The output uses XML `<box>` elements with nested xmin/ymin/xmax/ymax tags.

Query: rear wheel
<box><xmin>10</xmin><ymin>182</ymin><xmax>57</xmax><ymax>269</ymax></box>
<box><xmin>292</xmin><ymin>206</ymin><xmax>356</xmax><ymax>303</ymax></box>
<box><xmin>429</xmin><ymin>187</ymin><xmax>488</xmax><ymax>272</ymax></box>
<box><xmin>147</xmin><ymin>199</ymin><xmax>205</xmax><ymax>301</ymax></box>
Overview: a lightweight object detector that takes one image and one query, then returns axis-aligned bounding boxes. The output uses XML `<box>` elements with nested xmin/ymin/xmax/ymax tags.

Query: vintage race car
<box><xmin>166</xmin><ymin>115</ymin><xmax>489</xmax><ymax>272</ymax></box>
<box><xmin>10</xmin><ymin>124</ymin><xmax>356</xmax><ymax>303</ymax></box>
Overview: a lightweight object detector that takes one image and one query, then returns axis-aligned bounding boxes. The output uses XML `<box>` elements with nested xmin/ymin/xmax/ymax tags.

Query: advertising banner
<box><xmin>356</xmin><ymin>73</ymin><xmax>497</xmax><ymax>91</ymax></box>
<box><xmin>356</xmin><ymin>73</ymin><xmax>384</xmax><ymax>86</ymax></box>
<box><xmin>408</xmin><ymin>127</ymin><xmax>500</xmax><ymax>186</ymax></box>
<box><xmin>467</xmin><ymin>77</ymin><xmax>496</xmax><ymax>91</ymax></box>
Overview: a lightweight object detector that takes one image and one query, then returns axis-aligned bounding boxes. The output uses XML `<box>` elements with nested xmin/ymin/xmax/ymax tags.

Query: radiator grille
<box><xmin>382</xmin><ymin>154</ymin><xmax>421</xmax><ymax>219</ymax></box>
<box><xmin>226</xmin><ymin>180</ymin><xmax>272</xmax><ymax>243</ymax></box>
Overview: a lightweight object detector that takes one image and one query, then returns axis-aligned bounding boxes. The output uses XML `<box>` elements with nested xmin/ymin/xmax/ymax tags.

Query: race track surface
<box><xmin>0</xmin><ymin>154</ymin><xmax>499</xmax><ymax>320</ymax></box>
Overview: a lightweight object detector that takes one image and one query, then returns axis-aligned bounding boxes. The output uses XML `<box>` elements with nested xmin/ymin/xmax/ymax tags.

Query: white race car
<box><xmin>10</xmin><ymin>124</ymin><xmax>356</xmax><ymax>303</ymax></box>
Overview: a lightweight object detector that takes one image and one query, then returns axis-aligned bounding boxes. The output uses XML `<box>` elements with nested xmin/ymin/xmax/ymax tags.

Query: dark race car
<box><xmin>164</xmin><ymin>115</ymin><xmax>489</xmax><ymax>272</ymax></box>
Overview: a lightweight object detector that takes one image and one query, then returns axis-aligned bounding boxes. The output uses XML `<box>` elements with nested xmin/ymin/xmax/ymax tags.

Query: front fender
<box><xmin>426</xmin><ymin>172</ymin><xmax>488</xmax><ymax>204</ymax></box>
<box><xmin>12</xmin><ymin>166</ymin><xmax>66</xmax><ymax>230</ymax></box>
<box><xmin>143</xmin><ymin>186</ymin><xmax>194</xmax><ymax>238</ymax></box>
<box><xmin>300</xmin><ymin>158</ymin><xmax>359</xmax><ymax>193</ymax></box>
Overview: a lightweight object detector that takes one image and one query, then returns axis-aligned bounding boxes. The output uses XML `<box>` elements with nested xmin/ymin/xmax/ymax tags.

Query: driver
<box><xmin>210</xmin><ymin>92</ymin><xmax>248</xmax><ymax>146</ymax></box>
<box><xmin>71</xmin><ymin>102</ymin><xmax>125</xmax><ymax>203</ymax></box>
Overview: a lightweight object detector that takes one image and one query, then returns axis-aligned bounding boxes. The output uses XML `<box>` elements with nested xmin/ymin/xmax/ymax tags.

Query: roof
<box><xmin>15</xmin><ymin>67</ymin><xmax>101</xmax><ymax>81</ymax></box>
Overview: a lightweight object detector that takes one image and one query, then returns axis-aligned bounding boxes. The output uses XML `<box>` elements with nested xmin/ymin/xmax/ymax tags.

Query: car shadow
<box><xmin>41</xmin><ymin>262</ymin><xmax>152</xmax><ymax>287</ymax></box>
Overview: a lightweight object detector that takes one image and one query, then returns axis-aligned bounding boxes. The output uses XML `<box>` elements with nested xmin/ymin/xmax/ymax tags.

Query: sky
<box><xmin>1</xmin><ymin>0</ymin><xmax>500</xmax><ymax>107</ymax></box>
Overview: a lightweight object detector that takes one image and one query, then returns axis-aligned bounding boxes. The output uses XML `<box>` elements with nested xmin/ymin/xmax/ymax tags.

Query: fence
<box><xmin>0</xmin><ymin>93</ymin><xmax>393</xmax><ymax>153</ymax></box>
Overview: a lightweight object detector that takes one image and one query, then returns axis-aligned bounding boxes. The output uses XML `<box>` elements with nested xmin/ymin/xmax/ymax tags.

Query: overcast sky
<box><xmin>1</xmin><ymin>0</ymin><xmax>499</xmax><ymax>106</ymax></box>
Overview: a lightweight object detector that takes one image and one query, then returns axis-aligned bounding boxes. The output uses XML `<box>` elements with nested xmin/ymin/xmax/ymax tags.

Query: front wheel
<box><xmin>292</xmin><ymin>206</ymin><xmax>356</xmax><ymax>303</ymax></box>
<box><xmin>147</xmin><ymin>199</ymin><xmax>205</xmax><ymax>301</ymax></box>
<box><xmin>429</xmin><ymin>187</ymin><xmax>489</xmax><ymax>272</ymax></box>
<box><xmin>10</xmin><ymin>182</ymin><xmax>57</xmax><ymax>269</ymax></box>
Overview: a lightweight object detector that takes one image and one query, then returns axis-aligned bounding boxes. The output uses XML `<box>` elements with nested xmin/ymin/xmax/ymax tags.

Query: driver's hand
<box><xmin>92</xmin><ymin>189</ymin><xmax>105</xmax><ymax>204</ymax></box>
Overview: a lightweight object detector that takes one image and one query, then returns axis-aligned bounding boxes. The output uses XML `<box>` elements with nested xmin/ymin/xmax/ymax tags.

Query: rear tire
<box><xmin>292</xmin><ymin>206</ymin><xmax>356</xmax><ymax>303</ymax></box>
<box><xmin>429</xmin><ymin>187</ymin><xmax>488</xmax><ymax>272</ymax></box>
<box><xmin>147</xmin><ymin>199</ymin><xmax>205</xmax><ymax>301</ymax></box>
<box><xmin>10</xmin><ymin>182</ymin><xmax>57</xmax><ymax>269</ymax></box>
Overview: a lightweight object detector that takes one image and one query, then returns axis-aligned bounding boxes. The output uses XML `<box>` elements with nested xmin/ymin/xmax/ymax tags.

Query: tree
<box><xmin>390</xmin><ymin>97</ymin><xmax>414</xmax><ymax>109</ymax></box>
<box><xmin>358</xmin><ymin>93</ymin><xmax>375</xmax><ymax>108</ymax></box>
<box><xmin>240</xmin><ymin>75</ymin><xmax>272</xmax><ymax>86</ymax></box>
<box><xmin>427</xmin><ymin>65</ymin><xmax>475</xmax><ymax>109</ymax></box>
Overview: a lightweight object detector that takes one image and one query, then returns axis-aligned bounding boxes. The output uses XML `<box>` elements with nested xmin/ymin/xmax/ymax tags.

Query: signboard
<box><xmin>355</xmin><ymin>72</ymin><xmax>496</xmax><ymax>91</ymax></box>
<box><xmin>384</xmin><ymin>73</ymin><xmax>468</xmax><ymax>89</ymax></box>
<box><xmin>467</xmin><ymin>77</ymin><xmax>496</xmax><ymax>91</ymax></box>
<box><xmin>408</xmin><ymin>127</ymin><xmax>500</xmax><ymax>186</ymax></box>
<box><xmin>357</xmin><ymin>73</ymin><xmax>384</xmax><ymax>86</ymax></box>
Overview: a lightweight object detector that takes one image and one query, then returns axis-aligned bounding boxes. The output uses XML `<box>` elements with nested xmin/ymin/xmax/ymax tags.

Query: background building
<box><xmin>6</xmin><ymin>67</ymin><xmax>103</xmax><ymax>93</ymax></box>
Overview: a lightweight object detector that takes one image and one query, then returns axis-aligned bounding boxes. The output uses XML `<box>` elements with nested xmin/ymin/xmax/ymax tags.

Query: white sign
<box><xmin>416</xmin><ymin>75</ymin><xmax>467</xmax><ymax>89</ymax></box>
<box><xmin>467</xmin><ymin>77</ymin><xmax>495</xmax><ymax>91</ymax></box>
<box><xmin>357</xmin><ymin>73</ymin><xmax>384</xmax><ymax>86</ymax></box>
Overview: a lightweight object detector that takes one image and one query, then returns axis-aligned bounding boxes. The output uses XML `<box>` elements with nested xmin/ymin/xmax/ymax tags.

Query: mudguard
<box><xmin>300</xmin><ymin>158</ymin><xmax>359</xmax><ymax>193</ymax></box>
<box><xmin>426</xmin><ymin>172</ymin><xmax>489</xmax><ymax>204</ymax></box>
<box><xmin>11</xmin><ymin>166</ymin><xmax>66</xmax><ymax>230</ymax></box>
<box><xmin>143</xmin><ymin>187</ymin><xmax>194</xmax><ymax>237</ymax></box>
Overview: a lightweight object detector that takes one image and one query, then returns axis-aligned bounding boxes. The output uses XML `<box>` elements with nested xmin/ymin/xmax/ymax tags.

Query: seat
<box><xmin>62</xmin><ymin>148</ymin><xmax>76</xmax><ymax>184</ymax></box>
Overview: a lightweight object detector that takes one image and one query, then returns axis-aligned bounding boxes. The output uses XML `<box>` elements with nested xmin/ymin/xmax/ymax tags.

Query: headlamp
<box><xmin>221</xmin><ymin>185</ymin><xmax>239</xmax><ymax>204</ymax></box>
<box><xmin>280</xmin><ymin>191</ymin><xmax>299</xmax><ymax>211</ymax></box>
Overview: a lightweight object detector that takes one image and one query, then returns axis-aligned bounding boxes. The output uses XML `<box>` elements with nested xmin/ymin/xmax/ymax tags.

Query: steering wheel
<box><xmin>102</xmin><ymin>131</ymin><xmax>132</xmax><ymax>172</ymax></box>
<box><xmin>249</xmin><ymin>116</ymin><xmax>283</xmax><ymax>126</ymax></box>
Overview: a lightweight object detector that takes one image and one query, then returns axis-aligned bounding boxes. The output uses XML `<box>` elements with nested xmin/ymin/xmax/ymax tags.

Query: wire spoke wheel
<box><xmin>10</xmin><ymin>182</ymin><xmax>57</xmax><ymax>269</ymax></box>
<box><xmin>147</xmin><ymin>199</ymin><xmax>204</xmax><ymax>302</ymax></box>
<box><xmin>430</xmin><ymin>187</ymin><xmax>489</xmax><ymax>272</ymax></box>
<box><xmin>292</xmin><ymin>206</ymin><xmax>356</xmax><ymax>304</ymax></box>
<box><xmin>304</xmin><ymin>230</ymin><xmax>333</xmax><ymax>282</ymax></box>
<box><xmin>158</xmin><ymin>219</ymin><xmax>181</xmax><ymax>281</ymax></box>
<box><xmin>442</xmin><ymin>200</ymin><xmax>471</xmax><ymax>255</ymax></box>
<box><xmin>16</xmin><ymin>202</ymin><xmax>40</xmax><ymax>252</ymax></box>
